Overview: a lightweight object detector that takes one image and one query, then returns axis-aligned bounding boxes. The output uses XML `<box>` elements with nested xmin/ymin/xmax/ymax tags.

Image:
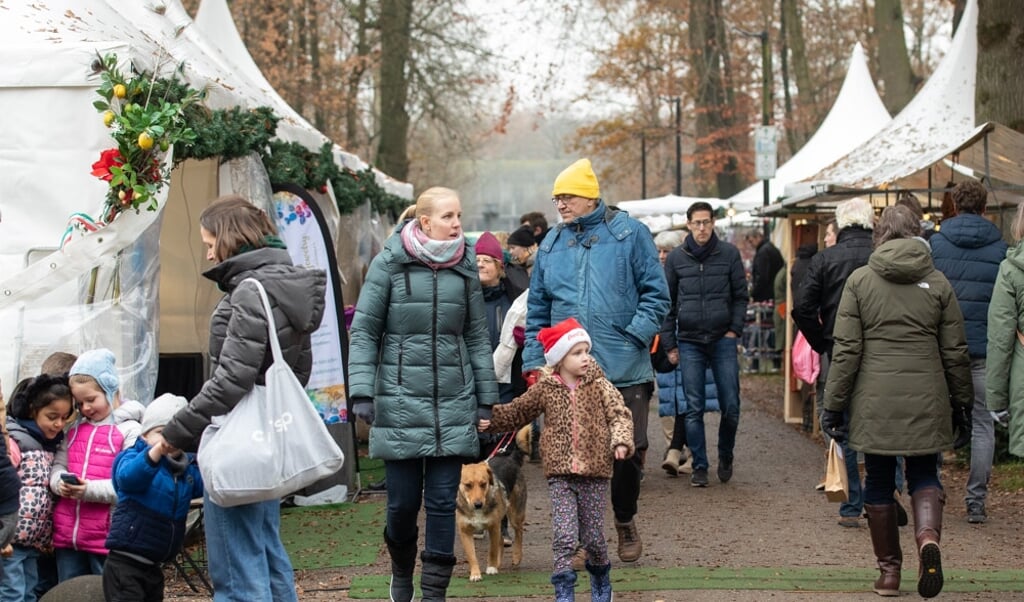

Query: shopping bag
<box><xmin>198</xmin><ymin>278</ymin><xmax>345</xmax><ymax>507</ymax></box>
<box><xmin>824</xmin><ymin>439</ymin><xmax>849</xmax><ymax>503</ymax></box>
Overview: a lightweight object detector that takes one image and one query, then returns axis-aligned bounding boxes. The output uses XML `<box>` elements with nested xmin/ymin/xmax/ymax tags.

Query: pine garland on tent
<box><xmin>91</xmin><ymin>54</ymin><xmax>407</xmax><ymax>220</ymax></box>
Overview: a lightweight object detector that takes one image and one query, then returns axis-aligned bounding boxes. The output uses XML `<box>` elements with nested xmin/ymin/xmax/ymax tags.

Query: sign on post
<box><xmin>754</xmin><ymin>125</ymin><xmax>777</xmax><ymax>180</ymax></box>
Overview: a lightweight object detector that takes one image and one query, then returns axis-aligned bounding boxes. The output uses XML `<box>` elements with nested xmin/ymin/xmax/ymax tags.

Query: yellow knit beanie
<box><xmin>552</xmin><ymin>158</ymin><xmax>600</xmax><ymax>199</ymax></box>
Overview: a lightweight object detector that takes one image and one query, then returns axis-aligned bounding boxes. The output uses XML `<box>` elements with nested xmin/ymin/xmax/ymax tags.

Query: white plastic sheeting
<box><xmin>728</xmin><ymin>43</ymin><xmax>892</xmax><ymax>211</ymax></box>
<box><xmin>0</xmin><ymin>0</ymin><xmax>408</xmax><ymax>397</ymax></box>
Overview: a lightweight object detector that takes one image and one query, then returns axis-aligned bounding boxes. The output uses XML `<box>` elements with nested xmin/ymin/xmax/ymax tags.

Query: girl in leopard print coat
<box><xmin>483</xmin><ymin>317</ymin><xmax>632</xmax><ymax>602</ymax></box>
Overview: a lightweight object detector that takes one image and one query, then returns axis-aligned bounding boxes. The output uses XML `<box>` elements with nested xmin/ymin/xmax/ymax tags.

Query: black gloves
<box><xmin>820</xmin><ymin>409</ymin><xmax>847</xmax><ymax>443</ymax></box>
<box><xmin>352</xmin><ymin>399</ymin><xmax>375</xmax><ymax>425</ymax></box>
<box><xmin>952</xmin><ymin>405</ymin><xmax>972</xmax><ymax>449</ymax></box>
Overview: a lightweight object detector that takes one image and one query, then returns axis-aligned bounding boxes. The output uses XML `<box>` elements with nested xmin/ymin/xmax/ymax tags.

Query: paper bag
<box><xmin>824</xmin><ymin>439</ymin><xmax>849</xmax><ymax>503</ymax></box>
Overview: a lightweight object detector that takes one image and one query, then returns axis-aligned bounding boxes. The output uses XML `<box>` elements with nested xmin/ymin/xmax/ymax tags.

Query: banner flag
<box><xmin>271</xmin><ymin>184</ymin><xmax>349</xmax><ymax>423</ymax></box>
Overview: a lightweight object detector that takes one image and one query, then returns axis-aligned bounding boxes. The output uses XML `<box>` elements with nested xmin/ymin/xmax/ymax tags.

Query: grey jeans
<box><xmin>966</xmin><ymin>358</ymin><xmax>994</xmax><ymax>507</ymax></box>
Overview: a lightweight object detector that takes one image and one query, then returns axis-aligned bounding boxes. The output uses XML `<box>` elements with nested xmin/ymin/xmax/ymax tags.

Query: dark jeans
<box><xmin>385</xmin><ymin>456</ymin><xmax>464</xmax><ymax>555</ymax></box>
<box><xmin>680</xmin><ymin>338</ymin><xmax>741</xmax><ymax>471</ymax></box>
<box><xmin>102</xmin><ymin>551</ymin><xmax>164</xmax><ymax>602</ymax></box>
<box><xmin>611</xmin><ymin>382</ymin><xmax>651</xmax><ymax>523</ymax></box>
<box><xmin>864</xmin><ymin>453</ymin><xmax>942</xmax><ymax>506</ymax></box>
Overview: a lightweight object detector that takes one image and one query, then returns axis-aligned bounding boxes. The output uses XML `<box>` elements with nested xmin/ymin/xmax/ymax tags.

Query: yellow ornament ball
<box><xmin>138</xmin><ymin>131</ymin><xmax>154</xmax><ymax>150</ymax></box>
<box><xmin>113</xmin><ymin>84</ymin><xmax>127</xmax><ymax>99</ymax></box>
<box><xmin>103</xmin><ymin>110</ymin><xmax>116</xmax><ymax>127</ymax></box>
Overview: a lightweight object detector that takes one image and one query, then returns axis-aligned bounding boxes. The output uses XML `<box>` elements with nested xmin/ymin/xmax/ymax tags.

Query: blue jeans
<box><xmin>385</xmin><ymin>456</ymin><xmax>463</xmax><ymax>556</ymax></box>
<box><xmin>864</xmin><ymin>453</ymin><xmax>942</xmax><ymax>505</ymax></box>
<box><xmin>1</xmin><ymin>545</ymin><xmax>40</xmax><ymax>602</ymax></box>
<box><xmin>203</xmin><ymin>495</ymin><xmax>298</xmax><ymax>602</ymax></box>
<box><xmin>816</xmin><ymin>352</ymin><xmax>863</xmax><ymax>518</ymax></box>
<box><xmin>54</xmin><ymin>548</ymin><xmax>104</xmax><ymax>581</ymax></box>
<box><xmin>680</xmin><ymin>337</ymin><xmax>741</xmax><ymax>472</ymax></box>
<box><xmin>966</xmin><ymin>358</ymin><xmax>994</xmax><ymax>507</ymax></box>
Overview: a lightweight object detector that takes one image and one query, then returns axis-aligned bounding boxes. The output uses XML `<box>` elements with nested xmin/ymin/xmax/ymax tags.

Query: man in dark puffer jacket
<box><xmin>930</xmin><ymin>180</ymin><xmax>1007</xmax><ymax>524</ymax></box>
<box><xmin>792</xmin><ymin>197</ymin><xmax>875</xmax><ymax>528</ymax></box>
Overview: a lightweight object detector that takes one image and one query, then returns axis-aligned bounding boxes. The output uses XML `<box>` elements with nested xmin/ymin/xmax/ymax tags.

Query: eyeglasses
<box><xmin>551</xmin><ymin>195</ymin><xmax>576</xmax><ymax>206</ymax></box>
<box><xmin>689</xmin><ymin>219</ymin><xmax>713</xmax><ymax>229</ymax></box>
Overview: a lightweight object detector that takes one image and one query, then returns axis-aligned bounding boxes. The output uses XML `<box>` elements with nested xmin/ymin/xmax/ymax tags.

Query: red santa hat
<box><xmin>537</xmin><ymin>317</ymin><xmax>592</xmax><ymax>367</ymax></box>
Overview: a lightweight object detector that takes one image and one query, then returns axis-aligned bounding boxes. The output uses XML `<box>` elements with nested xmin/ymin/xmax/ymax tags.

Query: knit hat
<box><xmin>507</xmin><ymin>226</ymin><xmax>536</xmax><ymax>248</ymax></box>
<box><xmin>142</xmin><ymin>393</ymin><xmax>187</xmax><ymax>435</ymax></box>
<box><xmin>474</xmin><ymin>231</ymin><xmax>503</xmax><ymax>261</ymax></box>
<box><xmin>552</xmin><ymin>159</ymin><xmax>600</xmax><ymax>199</ymax></box>
<box><xmin>537</xmin><ymin>317</ymin><xmax>592</xmax><ymax>367</ymax></box>
<box><xmin>69</xmin><ymin>348</ymin><xmax>120</xmax><ymax>401</ymax></box>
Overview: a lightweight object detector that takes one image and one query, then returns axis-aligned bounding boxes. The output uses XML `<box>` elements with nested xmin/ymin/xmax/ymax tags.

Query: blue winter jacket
<box><xmin>524</xmin><ymin>203</ymin><xmax>670</xmax><ymax>387</ymax></box>
<box><xmin>658</xmin><ymin>367</ymin><xmax>719</xmax><ymax>416</ymax></box>
<box><xmin>930</xmin><ymin>214</ymin><xmax>1007</xmax><ymax>358</ymax></box>
<box><xmin>105</xmin><ymin>438</ymin><xmax>203</xmax><ymax>563</ymax></box>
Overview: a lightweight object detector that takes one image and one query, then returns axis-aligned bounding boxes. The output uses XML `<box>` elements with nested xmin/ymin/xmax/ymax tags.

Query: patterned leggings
<box><xmin>548</xmin><ymin>475</ymin><xmax>610</xmax><ymax>574</ymax></box>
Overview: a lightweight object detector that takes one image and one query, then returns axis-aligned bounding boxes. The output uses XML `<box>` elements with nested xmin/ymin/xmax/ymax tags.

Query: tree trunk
<box><xmin>377</xmin><ymin>0</ymin><xmax>413</xmax><ymax>181</ymax></box>
<box><xmin>976</xmin><ymin>0</ymin><xmax>1024</xmax><ymax>133</ymax></box>
<box><xmin>689</xmin><ymin>0</ymin><xmax>742</xmax><ymax>198</ymax></box>
<box><xmin>306</xmin><ymin>0</ymin><xmax>324</xmax><ymax>131</ymax></box>
<box><xmin>346</xmin><ymin>0</ymin><xmax>371</xmax><ymax>151</ymax></box>
<box><xmin>780</xmin><ymin>0</ymin><xmax>797</xmax><ymax>154</ymax></box>
<box><xmin>874</xmin><ymin>0</ymin><xmax>918</xmax><ymax>114</ymax></box>
<box><xmin>781</xmin><ymin>0</ymin><xmax>813</xmax><ymax>150</ymax></box>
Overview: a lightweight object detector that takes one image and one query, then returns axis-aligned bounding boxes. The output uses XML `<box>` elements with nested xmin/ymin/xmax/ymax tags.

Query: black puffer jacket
<box><xmin>791</xmin><ymin>226</ymin><xmax>873</xmax><ymax>355</ymax></box>
<box><xmin>751</xmin><ymin>240</ymin><xmax>785</xmax><ymax>302</ymax></box>
<box><xmin>162</xmin><ymin>248</ymin><xmax>326</xmax><ymax>452</ymax></box>
<box><xmin>662</xmin><ymin>238</ymin><xmax>748</xmax><ymax>347</ymax></box>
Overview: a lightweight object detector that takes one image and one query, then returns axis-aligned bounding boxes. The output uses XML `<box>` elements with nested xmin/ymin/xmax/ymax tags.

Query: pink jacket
<box><xmin>50</xmin><ymin>402</ymin><xmax>142</xmax><ymax>555</ymax></box>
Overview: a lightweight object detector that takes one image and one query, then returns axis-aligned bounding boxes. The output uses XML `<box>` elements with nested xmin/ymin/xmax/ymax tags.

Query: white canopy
<box><xmin>728</xmin><ymin>43</ymin><xmax>892</xmax><ymax>211</ymax></box>
<box><xmin>617</xmin><ymin>195</ymin><xmax>729</xmax><ymax>233</ymax></box>
<box><xmin>786</xmin><ymin>0</ymin><xmax>978</xmax><ymax>198</ymax></box>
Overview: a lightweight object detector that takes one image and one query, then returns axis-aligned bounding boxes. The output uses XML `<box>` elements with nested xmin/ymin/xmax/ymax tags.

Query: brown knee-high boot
<box><xmin>912</xmin><ymin>487</ymin><xmax>945</xmax><ymax>598</ymax></box>
<box><xmin>865</xmin><ymin>504</ymin><xmax>902</xmax><ymax>596</ymax></box>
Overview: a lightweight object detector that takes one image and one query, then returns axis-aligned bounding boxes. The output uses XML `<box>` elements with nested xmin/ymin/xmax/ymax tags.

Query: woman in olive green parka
<box><xmin>823</xmin><ymin>205</ymin><xmax>972</xmax><ymax>599</ymax></box>
<box><xmin>986</xmin><ymin>203</ymin><xmax>1024</xmax><ymax>459</ymax></box>
<box><xmin>348</xmin><ymin>187</ymin><xmax>497</xmax><ymax>602</ymax></box>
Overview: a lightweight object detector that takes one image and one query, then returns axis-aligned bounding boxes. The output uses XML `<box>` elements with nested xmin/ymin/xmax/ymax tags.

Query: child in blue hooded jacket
<box><xmin>102</xmin><ymin>394</ymin><xmax>203</xmax><ymax>602</ymax></box>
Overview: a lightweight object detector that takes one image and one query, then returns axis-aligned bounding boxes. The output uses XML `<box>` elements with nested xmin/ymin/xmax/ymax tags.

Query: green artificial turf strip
<box><xmin>357</xmin><ymin>456</ymin><xmax>386</xmax><ymax>486</ymax></box>
<box><xmin>349</xmin><ymin>566</ymin><xmax>1024</xmax><ymax>598</ymax></box>
<box><xmin>280</xmin><ymin>502</ymin><xmax>384</xmax><ymax>569</ymax></box>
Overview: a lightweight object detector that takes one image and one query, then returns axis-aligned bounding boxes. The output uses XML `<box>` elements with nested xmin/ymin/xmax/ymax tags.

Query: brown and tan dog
<box><xmin>456</xmin><ymin>426</ymin><xmax>529</xmax><ymax>581</ymax></box>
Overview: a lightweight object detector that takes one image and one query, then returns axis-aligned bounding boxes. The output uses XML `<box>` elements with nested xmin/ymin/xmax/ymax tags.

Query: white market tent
<box><xmin>617</xmin><ymin>194</ymin><xmax>729</xmax><ymax>232</ymax></box>
<box><xmin>776</xmin><ymin>0</ymin><xmax>1020</xmax><ymax>210</ymax></box>
<box><xmin>0</xmin><ymin>0</ymin><xmax>409</xmax><ymax>408</ymax></box>
<box><xmin>728</xmin><ymin>43</ymin><xmax>892</xmax><ymax>212</ymax></box>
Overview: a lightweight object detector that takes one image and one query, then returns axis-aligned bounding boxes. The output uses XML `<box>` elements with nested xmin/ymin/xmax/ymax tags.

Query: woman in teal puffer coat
<box><xmin>349</xmin><ymin>187</ymin><xmax>497</xmax><ymax>602</ymax></box>
<box><xmin>986</xmin><ymin>202</ymin><xmax>1024</xmax><ymax>458</ymax></box>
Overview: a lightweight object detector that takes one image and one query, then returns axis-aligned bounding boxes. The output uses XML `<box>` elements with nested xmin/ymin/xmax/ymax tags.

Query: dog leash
<box><xmin>486</xmin><ymin>431</ymin><xmax>516</xmax><ymax>460</ymax></box>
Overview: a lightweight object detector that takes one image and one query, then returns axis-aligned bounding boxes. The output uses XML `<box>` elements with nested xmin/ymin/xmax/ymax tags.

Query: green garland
<box><xmin>173</xmin><ymin>105</ymin><xmax>406</xmax><ymax>218</ymax></box>
<box><xmin>108</xmin><ymin>65</ymin><xmax>409</xmax><ymax>217</ymax></box>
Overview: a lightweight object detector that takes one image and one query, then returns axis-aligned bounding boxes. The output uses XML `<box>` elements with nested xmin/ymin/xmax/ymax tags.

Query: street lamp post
<box><xmin>641</xmin><ymin>130</ymin><xmax>647</xmax><ymax>199</ymax></box>
<box><xmin>674</xmin><ymin>96</ymin><xmax>682</xmax><ymax>196</ymax></box>
<box><xmin>735</xmin><ymin>27</ymin><xmax>772</xmax><ymax>238</ymax></box>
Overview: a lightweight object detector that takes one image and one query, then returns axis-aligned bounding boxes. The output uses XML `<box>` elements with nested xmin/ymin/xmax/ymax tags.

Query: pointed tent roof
<box><xmin>194</xmin><ymin>0</ymin><xmax>412</xmax><ymax>198</ymax></box>
<box><xmin>728</xmin><ymin>43</ymin><xmax>891</xmax><ymax>211</ymax></box>
<box><xmin>788</xmin><ymin>0</ymin><xmax>978</xmax><ymax>196</ymax></box>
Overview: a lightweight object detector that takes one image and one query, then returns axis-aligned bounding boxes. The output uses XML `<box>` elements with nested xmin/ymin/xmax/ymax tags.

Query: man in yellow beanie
<box><xmin>524</xmin><ymin>158</ymin><xmax>670</xmax><ymax>567</ymax></box>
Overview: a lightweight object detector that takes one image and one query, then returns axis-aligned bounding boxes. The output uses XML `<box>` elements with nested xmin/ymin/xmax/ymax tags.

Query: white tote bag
<box><xmin>198</xmin><ymin>278</ymin><xmax>345</xmax><ymax>507</ymax></box>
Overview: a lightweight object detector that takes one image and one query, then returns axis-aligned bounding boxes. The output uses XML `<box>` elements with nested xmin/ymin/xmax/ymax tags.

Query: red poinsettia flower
<box><xmin>91</xmin><ymin>148</ymin><xmax>124</xmax><ymax>182</ymax></box>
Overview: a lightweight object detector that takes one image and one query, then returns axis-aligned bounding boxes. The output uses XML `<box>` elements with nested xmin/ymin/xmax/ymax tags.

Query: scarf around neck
<box><xmin>16</xmin><ymin>417</ymin><xmax>64</xmax><ymax>452</ymax></box>
<box><xmin>400</xmin><ymin>219</ymin><xmax>465</xmax><ymax>270</ymax></box>
<box><xmin>685</xmin><ymin>231</ymin><xmax>719</xmax><ymax>263</ymax></box>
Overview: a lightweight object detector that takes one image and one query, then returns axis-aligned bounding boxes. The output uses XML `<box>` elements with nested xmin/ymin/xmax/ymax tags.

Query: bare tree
<box><xmin>976</xmin><ymin>0</ymin><xmax>1024</xmax><ymax>133</ymax></box>
<box><xmin>874</xmin><ymin>0</ymin><xmax>920</xmax><ymax>114</ymax></box>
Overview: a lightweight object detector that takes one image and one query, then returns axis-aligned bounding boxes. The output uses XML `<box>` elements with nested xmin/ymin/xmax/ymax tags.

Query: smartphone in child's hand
<box><xmin>59</xmin><ymin>472</ymin><xmax>82</xmax><ymax>486</ymax></box>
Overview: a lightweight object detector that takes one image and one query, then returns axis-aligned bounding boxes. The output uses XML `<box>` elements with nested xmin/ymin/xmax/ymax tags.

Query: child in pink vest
<box><xmin>48</xmin><ymin>349</ymin><xmax>143</xmax><ymax>582</ymax></box>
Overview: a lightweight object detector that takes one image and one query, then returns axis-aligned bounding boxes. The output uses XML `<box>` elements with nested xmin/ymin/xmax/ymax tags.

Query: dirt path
<box><xmin>169</xmin><ymin>374</ymin><xmax>1024</xmax><ymax>600</ymax></box>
